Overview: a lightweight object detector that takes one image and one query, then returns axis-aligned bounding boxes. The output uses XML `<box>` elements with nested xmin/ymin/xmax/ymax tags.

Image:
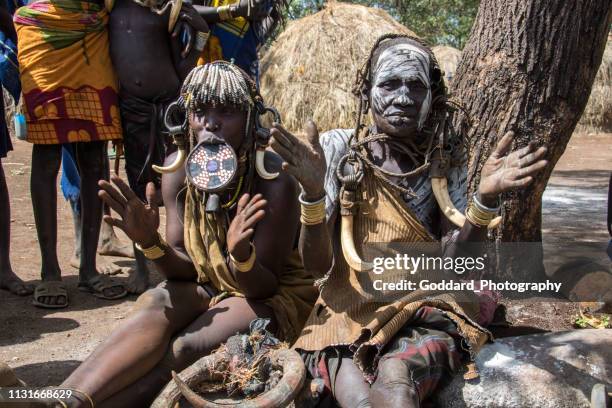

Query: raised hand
<box><xmin>478</xmin><ymin>131</ymin><xmax>548</xmax><ymax>205</ymax></box>
<box><xmin>227</xmin><ymin>193</ymin><xmax>267</xmax><ymax>261</ymax></box>
<box><xmin>98</xmin><ymin>177</ymin><xmax>160</xmax><ymax>247</ymax></box>
<box><xmin>270</xmin><ymin>121</ymin><xmax>327</xmax><ymax>200</ymax></box>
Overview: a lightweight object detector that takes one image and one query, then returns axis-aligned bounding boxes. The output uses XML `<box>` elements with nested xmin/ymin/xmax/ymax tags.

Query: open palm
<box><xmin>270</xmin><ymin>121</ymin><xmax>327</xmax><ymax>200</ymax></box>
<box><xmin>98</xmin><ymin>176</ymin><xmax>160</xmax><ymax>247</ymax></box>
<box><xmin>479</xmin><ymin>131</ymin><xmax>548</xmax><ymax>203</ymax></box>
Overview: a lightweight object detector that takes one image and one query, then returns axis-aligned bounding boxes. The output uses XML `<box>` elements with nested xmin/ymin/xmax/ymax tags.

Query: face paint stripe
<box><xmin>371</xmin><ymin>43</ymin><xmax>433</xmax><ymax>131</ymax></box>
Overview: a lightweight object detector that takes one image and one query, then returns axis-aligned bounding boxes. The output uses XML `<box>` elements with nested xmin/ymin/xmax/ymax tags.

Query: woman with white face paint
<box><xmin>271</xmin><ymin>34</ymin><xmax>548</xmax><ymax>408</ymax></box>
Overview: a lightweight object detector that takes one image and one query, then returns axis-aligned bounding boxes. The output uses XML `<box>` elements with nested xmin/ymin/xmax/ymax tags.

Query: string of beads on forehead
<box><xmin>181</xmin><ymin>62</ymin><xmax>256</xmax><ymax>112</ymax></box>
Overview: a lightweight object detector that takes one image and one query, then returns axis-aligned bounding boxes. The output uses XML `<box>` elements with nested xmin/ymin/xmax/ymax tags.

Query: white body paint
<box><xmin>371</xmin><ymin>43</ymin><xmax>432</xmax><ymax>130</ymax></box>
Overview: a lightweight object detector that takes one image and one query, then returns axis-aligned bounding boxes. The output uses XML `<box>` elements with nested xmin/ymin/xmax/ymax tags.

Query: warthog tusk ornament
<box><xmin>152</xmin><ymin>147</ymin><xmax>186</xmax><ymax>174</ymax></box>
<box><xmin>431</xmin><ymin>177</ymin><xmax>502</xmax><ymax>230</ymax></box>
<box><xmin>341</xmin><ymin>214</ymin><xmax>373</xmax><ymax>272</ymax></box>
<box><xmin>255</xmin><ymin>148</ymin><xmax>279</xmax><ymax>180</ymax></box>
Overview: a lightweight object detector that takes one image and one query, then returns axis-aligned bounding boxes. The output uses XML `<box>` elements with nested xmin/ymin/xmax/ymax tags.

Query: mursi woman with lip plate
<box><xmin>270</xmin><ymin>34</ymin><xmax>548</xmax><ymax>408</ymax></box>
<box><xmin>56</xmin><ymin>61</ymin><xmax>317</xmax><ymax>408</ymax></box>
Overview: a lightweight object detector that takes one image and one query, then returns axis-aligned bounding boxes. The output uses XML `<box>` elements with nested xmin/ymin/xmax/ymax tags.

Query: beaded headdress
<box><xmin>181</xmin><ymin>62</ymin><xmax>258</xmax><ymax>115</ymax></box>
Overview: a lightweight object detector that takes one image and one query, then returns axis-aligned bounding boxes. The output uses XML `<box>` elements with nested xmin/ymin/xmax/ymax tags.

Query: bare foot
<box><xmin>0</xmin><ymin>269</ymin><xmax>34</xmax><ymax>296</ymax></box>
<box><xmin>97</xmin><ymin>223</ymin><xmax>134</xmax><ymax>259</ymax></box>
<box><xmin>69</xmin><ymin>256</ymin><xmax>132</xmax><ymax>276</ymax></box>
<box><xmin>99</xmin><ymin>263</ymin><xmax>134</xmax><ymax>276</ymax></box>
<box><xmin>127</xmin><ymin>270</ymin><xmax>149</xmax><ymax>294</ymax></box>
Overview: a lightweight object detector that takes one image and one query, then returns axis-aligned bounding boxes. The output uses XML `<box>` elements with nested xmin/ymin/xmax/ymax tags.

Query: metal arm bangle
<box><xmin>135</xmin><ymin>233</ymin><xmax>167</xmax><ymax>260</ymax></box>
<box><xmin>230</xmin><ymin>243</ymin><xmax>256</xmax><ymax>272</ymax></box>
<box><xmin>299</xmin><ymin>192</ymin><xmax>326</xmax><ymax>225</ymax></box>
<box><xmin>473</xmin><ymin>193</ymin><xmax>500</xmax><ymax>213</ymax></box>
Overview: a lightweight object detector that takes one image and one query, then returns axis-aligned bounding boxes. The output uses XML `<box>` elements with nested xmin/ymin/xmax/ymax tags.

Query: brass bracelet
<box><xmin>217</xmin><ymin>5</ymin><xmax>233</xmax><ymax>20</ymax></box>
<box><xmin>230</xmin><ymin>243</ymin><xmax>256</xmax><ymax>272</ymax></box>
<box><xmin>299</xmin><ymin>192</ymin><xmax>326</xmax><ymax>226</ymax></box>
<box><xmin>465</xmin><ymin>207</ymin><xmax>489</xmax><ymax>227</ymax></box>
<box><xmin>135</xmin><ymin>233</ymin><xmax>167</xmax><ymax>260</ymax></box>
<box><xmin>465</xmin><ymin>202</ymin><xmax>496</xmax><ymax>227</ymax></box>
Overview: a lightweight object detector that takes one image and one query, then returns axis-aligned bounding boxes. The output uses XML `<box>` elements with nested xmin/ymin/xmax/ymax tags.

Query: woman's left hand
<box><xmin>227</xmin><ymin>193</ymin><xmax>267</xmax><ymax>262</ymax></box>
<box><xmin>478</xmin><ymin>131</ymin><xmax>548</xmax><ymax>206</ymax></box>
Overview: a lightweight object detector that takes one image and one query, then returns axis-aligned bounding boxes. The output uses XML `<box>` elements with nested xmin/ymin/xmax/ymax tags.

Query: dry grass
<box><xmin>577</xmin><ymin>34</ymin><xmax>611</xmax><ymax>133</ymax></box>
<box><xmin>259</xmin><ymin>1</ymin><xmax>416</xmax><ymax>133</ymax></box>
<box><xmin>432</xmin><ymin>45</ymin><xmax>462</xmax><ymax>87</ymax></box>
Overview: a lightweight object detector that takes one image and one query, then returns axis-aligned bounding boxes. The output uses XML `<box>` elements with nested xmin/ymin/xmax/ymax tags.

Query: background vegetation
<box><xmin>284</xmin><ymin>0</ymin><xmax>480</xmax><ymax>48</ymax></box>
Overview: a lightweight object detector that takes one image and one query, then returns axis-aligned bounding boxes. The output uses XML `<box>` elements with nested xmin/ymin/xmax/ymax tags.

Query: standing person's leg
<box><xmin>68</xmin><ymin>198</ymin><xmax>82</xmax><ymax>269</ymax></box>
<box><xmin>61</xmin><ymin>281</ymin><xmax>211</xmax><ymax>406</ymax></box>
<box><xmin>0</xmin><ymin>86</ymin><xmax>31</xmax><ymax>296</ymax></box>
<box><xmin>74</xmin><ymin>141</ymin><xmax>126</xmax><ymax>299</ymax></box>
<box><xmin>31</xmin><ymin>144</ymin><xmax>66</xmax><ymax>307</ymax></box>
<box><xmin>0</xmin><ymin>162</ymin><xmax>33</xmax><ymax>295</ymax></box>
<box><xmin>66</xmin><ymin>144</ymin><xmax>132</xmax><ymax>274</ymax></box>
<box><xmin>60</xmin><ymin>144</ymin><xmax>83</xmax><ymax>269</ymax></box>
<box><xmin>98</xmin><ymin>144</ymin><xmax>133</xmax><ymax>259</ymax></box>
<box><xmin>122</xmin><ymin>116</ymin><xmax>158</xmax><ymax>294</ymax></box>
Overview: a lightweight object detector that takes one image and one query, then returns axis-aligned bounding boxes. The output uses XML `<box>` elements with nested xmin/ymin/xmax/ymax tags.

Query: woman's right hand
<box><xmin>98</xmin><ymin>176</ymin><xmax>160</xmax><ymax>247</ymax></box>
<box><xmin>270</xmin><ymin>121</ymin><xmax>327</xmax><ymax>201</ymax></box>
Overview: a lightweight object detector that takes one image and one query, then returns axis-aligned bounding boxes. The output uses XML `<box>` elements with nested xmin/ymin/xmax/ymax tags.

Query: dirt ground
<box><xmin>0</xmin><ymin>133</ymin><xmax>610</xmax><ymax>387</ymax></box>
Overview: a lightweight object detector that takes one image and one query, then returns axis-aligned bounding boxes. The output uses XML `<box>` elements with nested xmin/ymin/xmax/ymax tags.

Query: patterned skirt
<box><xmin>301</xmin><ymin>306</ymin><xmax>466</xmax><ymax>407</ymax></box>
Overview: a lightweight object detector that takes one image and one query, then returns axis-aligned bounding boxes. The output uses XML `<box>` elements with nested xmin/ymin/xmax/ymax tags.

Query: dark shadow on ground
<box><xmin>489</xmin><ymin>325</ymin><xmax>550</xmax><ymax>338</ymax></box>
<box><xmin>0</xmin><ymin>270</ymin><xmax>163</xmax><ymax>347</ymax></box>
<box><xmin>12</xmin><ymin>360</ymin><xmax>81</xmax><ymax>387</ymax></box>
<box><xmin>0</xmin><ymin>316</ymin><xmax>79</xmax><ymax>347</ymax></box>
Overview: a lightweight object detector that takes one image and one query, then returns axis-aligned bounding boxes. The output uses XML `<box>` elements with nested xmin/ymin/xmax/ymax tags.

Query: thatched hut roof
<box><xmin>259</xmin><ymin>2</ymin><xmax>416</xmax><ymax>133</ymax></box>
<box><xmin>432</xmin><ymin>45</ymin><xmax>462</xmax><ymax>86</ymax></box>
<box><xmin>577</xmin><ymin>34</ymin><xmax>611</xmax><ymax>133</ymax></box>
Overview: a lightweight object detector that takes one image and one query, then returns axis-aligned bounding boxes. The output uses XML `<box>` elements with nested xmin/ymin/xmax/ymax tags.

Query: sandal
<box><xmin>78</xmin><ymin>274</ymin><xmax>127</xmax><ymax>300</ymax></box>
<box><xmin>32</xmin><ymin>281</ymin><xmax>68</xmax><ymax>309</ymax></box>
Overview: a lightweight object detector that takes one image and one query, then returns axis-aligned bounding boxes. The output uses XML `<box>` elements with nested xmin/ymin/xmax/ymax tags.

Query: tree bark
<box><xmin>450</xmin><ymin>0</ymin><xmax>611</xmax><ymax>277</ymax></box>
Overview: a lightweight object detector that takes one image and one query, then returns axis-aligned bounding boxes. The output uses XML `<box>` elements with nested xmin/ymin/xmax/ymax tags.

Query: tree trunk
<box><xmin>451</xmin><ymin>0</ymin><xmax>611</xmax><ymax>277</ymax></box>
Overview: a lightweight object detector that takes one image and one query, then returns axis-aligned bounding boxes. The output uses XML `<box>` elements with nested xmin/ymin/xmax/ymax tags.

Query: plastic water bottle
<box><xmin>14</xmin><ymin>113</ymin><xmax>26</xmax><ymax>141</ymax></box>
